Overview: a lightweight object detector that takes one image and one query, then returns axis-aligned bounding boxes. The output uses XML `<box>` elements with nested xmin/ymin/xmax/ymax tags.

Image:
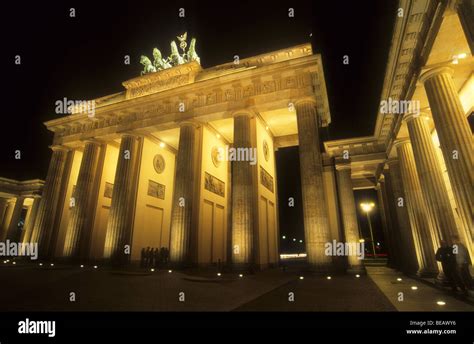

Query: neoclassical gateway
<box><xmin>0</xmin><ymin>0</ymin><xmax>472</xmax><ymax>273</ymax></box>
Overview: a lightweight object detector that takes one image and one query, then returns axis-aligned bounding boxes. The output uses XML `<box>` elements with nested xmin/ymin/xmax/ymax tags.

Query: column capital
<box><xmin>49</xmin><ymin>145</ymin><xmax>70</xmax><ymax>152</ymax></box>
<box><xmin>419</xmin><ymin>67</ymin><xmax>454</xmax><ymax>84</ymax></box>
<box><xmin>393</xmin><ymin>138</ymin><xmax>411</xmax><ymax>148</ymax></box>
<box><xmin>81</xmin><ymin>138</ymin><xmax>104</xmax><ymax>146</ymax></box>
<box><xmin>176</xmin><ymin>120</ymin><xmax>201</xmax><ymax>128</ymax></box>
<box><xmin>335</xmin><ymin>158</ymin><xmax>351</xmax><ymax>171</ymax></box>
<box><xmin>294</xmin><ymin>98</ymin><xmax>317</xmax><ymax>108</ymax></box>
<box><xmin>386</xmin><ymin>158</ymin><xmax>399</xmax><ymax>167</ymax></box>
<box><xmin>403</xmin><ymin>111</ymin><xmax>431</xmax><ymax>123</ymax></box>
<box><xmin>231</xmin><ymin>109</ymin><xmax>255</xmax><ymax>119</ymax></box>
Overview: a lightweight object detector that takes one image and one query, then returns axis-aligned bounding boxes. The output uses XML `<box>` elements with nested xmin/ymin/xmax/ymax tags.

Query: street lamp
<box><xmin>360</xmin><ymin>202</ymin><xmax>377</xmax><ymax>259</ymax></box>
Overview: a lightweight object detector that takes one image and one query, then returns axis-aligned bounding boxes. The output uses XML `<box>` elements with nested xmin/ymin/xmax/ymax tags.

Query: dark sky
<box><xmin>2</xmin><ymin>1</ymin><xmax>395</xmax><ymax>250</ymax></box>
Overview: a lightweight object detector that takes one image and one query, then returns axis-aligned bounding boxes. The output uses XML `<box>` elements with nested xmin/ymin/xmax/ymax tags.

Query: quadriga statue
<box><xmin>152</xmin><ymin>48</ymin><xmax>172</xmax><ymax>70</ymax></box>
<box><xmin>140</xmin><ymin>55</ymin><xmax>156</xmax><ymax>75</ymax></box>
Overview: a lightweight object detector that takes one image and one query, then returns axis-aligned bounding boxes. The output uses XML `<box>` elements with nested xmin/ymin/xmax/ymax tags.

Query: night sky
<box><xmin>2</xmin><ymin>1</ymin><xmax>395</xmax><ymax>252</ymax></box>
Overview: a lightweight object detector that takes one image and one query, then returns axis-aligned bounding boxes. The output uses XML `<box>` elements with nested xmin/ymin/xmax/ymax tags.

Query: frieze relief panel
<box><xmin>260</xmin><ymin>166</ymin><xmax>274</xmax><ymax>193</ymax></box>
<box><xmin>204</xmin><ymin>172</ymin><xmax>225</xmax><ymax>197</ymax></box>
<box><xmin>147</xmin><ymin>180</ymin><xmax>165</xmax><ymax>200</ymax></box>
<box><xmin>57</xmin><ymin>72</ymin><xmax>315</xmax><ymax>138</ymax></box>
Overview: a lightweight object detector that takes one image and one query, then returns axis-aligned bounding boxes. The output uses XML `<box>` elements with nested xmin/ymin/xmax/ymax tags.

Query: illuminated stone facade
<box><xmin>4</xmin><ymin>0</ymin><xmax>472</xmax><ymax>273</ymax></box>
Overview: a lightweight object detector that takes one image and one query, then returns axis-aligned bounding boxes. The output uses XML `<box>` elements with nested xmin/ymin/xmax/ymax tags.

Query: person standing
<box><xmin>452</xmin><ymin>235</ymin><xmax>472</xmax><ymax>295</ymax></box>
<box><xmin>435</xmin><ymin>240</ymin><xmax>457</xmax><ymax>292</ymax></box>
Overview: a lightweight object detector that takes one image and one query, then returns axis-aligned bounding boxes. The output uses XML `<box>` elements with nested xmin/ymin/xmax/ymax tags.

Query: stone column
<box><xmin>382</xmin><ymin>172</ymin><xmax>404</xmax><ymax>270</ymax></box>
<box><xmin>396</xmin><ymin>140</ymin><xmax>438</xmax><ymax>277</ymax></box>
<box><xmin>30</xmin><ymin>146</ymin><xmax>70</xmax><ymax>258</ymax></box>
<box><xmin>335</xmin><ymin>162</ymin><xmax>364</xmax><ymax>274</ymax></box>
<box><xmin>0</xmin><ymin>198</ymin><xmax>8</xmax><ymax>230</ymax></box>
<box><xmin>405</xmin><ymin>113</ymin><xmax>467</xmax><ymax>249</ymax></box>
<box><xmin>0</xmin><ymin>199</ymin><xmax>12</xmax><ymax>239</ymax></box>
<box><xmin>386</xmin><ymin>160</ymin><xmax>419</xmax><ymax>274</ymax></box>
<box><xmin>420</xmin><ymin>67</ymin><xmax>473</xmax><ymax>240</ymax></box>
<box><xmin>104</xmin><ymin>134</ymin><xmax>141</xmax><ymax>265</ymax></box>
<box><xmin>63</xmin><ymin>140</ymin><xmax>102</xmax><ymax>260</ymax></box>
<box><xmin>169</xmin><ymin>123</ymin><xmax>199</xmax><ymax>266</ymax></box>
<box><xmin>231</xmin><ymin>114</ymin><xmax>255</xmax><ymax>269</ymax></box>
<box><xmin>296</xmin><ymin>99</ymin><xmax>333</xmax><ymax>271</ymax></box>
<box><xmin>21</xmin><ymin>196</ymin><xmax>41</xmax><ymax>243</ymax></box>
<box><xmin>5</xmin><ymin>197</ymin><xmax>25</xmax><ymax>241</ymax></box>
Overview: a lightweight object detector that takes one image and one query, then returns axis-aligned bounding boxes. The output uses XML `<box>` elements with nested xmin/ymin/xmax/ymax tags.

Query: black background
<box><xmin>2</xmin><ymin>0</ymin><xmax>395</xmax><ymax>251</ymax></box>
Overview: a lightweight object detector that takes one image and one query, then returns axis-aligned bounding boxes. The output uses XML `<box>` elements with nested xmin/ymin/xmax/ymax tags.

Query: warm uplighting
<box><xmin>397</xmin><ymin>278</ymin><xmax>402</xmax><ymax>281</ymax></box>
<box><xmin>159</xmin><ymin>142</ymin><xmax>165</xmax><ymax>148</ymax></box>
<box><xmin>411</xmin><ymin>286</ymin><xmax>418</xmax><ymax>290</ymax></box>
<box><xmin>436</xmin><ymin>301</ymin><xmax>446</xmax><ymax>306</ymax></box>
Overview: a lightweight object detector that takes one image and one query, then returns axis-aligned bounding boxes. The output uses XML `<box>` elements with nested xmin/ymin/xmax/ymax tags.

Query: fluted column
<box><xmin>396</xmin><ymin>141</ymin><xmax>438</xmax><ymax>277</ymax></box>
<box><xmin>386</xmin><ymin>160</ymin><xmax>419</xmax><ymax>274</ymax></box>
<box><xmin>30</xmin><ymin>146</ymin><xmax>70</xmax><ymax>258</ymax></box>
<box><xmin>405</xmin><ymin>113</ymin><xmax>469</xmax><ymax>251</ymax></box>
<box><xmin>104</xmin><ymin>134</ymin><xmax>141</xmax><ymax>265</ymax></box>
<box><xmin>296</xmin><ymin>99</ymin><xmax>333</xmax><ymax>271</ymax></box>
<box><xmin>231</xmin><ymin>114</ymin><xmax>255</xmax><ymax>268</ymax></box>
<box><xmin>169</xmin><ymin>123</ymin><xmax>199</xmax><ymax>266</ymax></box>
<box><xmin>0</xmin><ymin>199</ymin><xmax>15</xmax><ymax>240</ymax></box>
<box><xmin>335</xmin><ymin>162</ymin><xmax>364</xmax><ymax>274</ymax></box>
<box><xmin>382</xmin><ymin>172</ymin><xmax>403</xmax><ymax>270</ymax></box>
<box><xmin>420</xmin><ymin>67</ymin><xmax>473</xmax><ymax>240</ymax></box>
<box><xmin>0</xmin><ymin>198</ymin><xmax>8</xmax><ymax>230</ymax></box>
<box><xmin>21</xmin><ymin>196</ymin><xmax>41</xmax><ymax>243</ymax></box>
<box><xmin>5</xmin><ymin>197</ymin><xmax>25</xmax><ymax>241</ymax></box>
<box><xmin>63</xmin><ymin>141</ymin><xmax>102</xmax><ymax>260</ymax></box>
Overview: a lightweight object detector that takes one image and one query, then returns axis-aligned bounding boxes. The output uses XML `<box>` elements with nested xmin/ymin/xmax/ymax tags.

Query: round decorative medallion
<box><xmin>211</xmin><ymin>146</ymin><xmax>221</xmax><ymax>168</ymax></box>
<box><xmin>263</xmin><ymin>139</ymin><xmax>269</xmax><ymax>162</ymax></box>
<box><xmin>153</xmin><ymin>154</ymin><xmax>166</xmax><ymax>174</ymax></box>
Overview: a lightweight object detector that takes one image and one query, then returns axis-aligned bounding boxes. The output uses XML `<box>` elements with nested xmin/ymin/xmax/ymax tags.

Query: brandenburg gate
<box><xmin>26</xmin><ymin>37</ymin><xmax>351</xmax><ymax>271</ymax></box>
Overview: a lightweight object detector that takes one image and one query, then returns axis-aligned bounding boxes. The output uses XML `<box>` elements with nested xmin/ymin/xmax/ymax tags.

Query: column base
<box><xmin>347</xmin><ymin>265</ymin><xmax>367</xmax><ymax>275</ymax></box>
<box><xmin>416</xmin><ymin>267</ymin><xmax>438</xmax><ymax>278</ymax></box>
